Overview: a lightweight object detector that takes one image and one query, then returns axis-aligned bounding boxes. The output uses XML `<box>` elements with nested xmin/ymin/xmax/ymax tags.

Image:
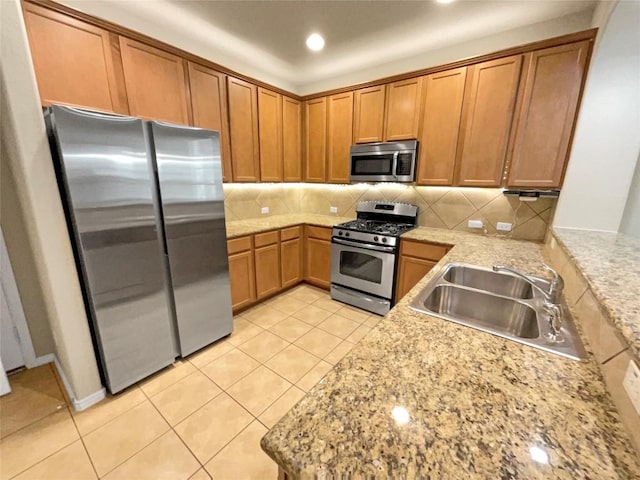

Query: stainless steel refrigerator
<box><xmin>45</xmin><ymin>105</ymin><xmax>233</xmax><ymax>393</ymax></box>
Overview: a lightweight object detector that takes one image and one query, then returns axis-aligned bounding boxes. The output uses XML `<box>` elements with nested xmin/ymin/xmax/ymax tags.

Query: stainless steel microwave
<box><xmin>349</xmin><ymin>140</ymin><xmax>418</xmax><ymax>183</ymax></box>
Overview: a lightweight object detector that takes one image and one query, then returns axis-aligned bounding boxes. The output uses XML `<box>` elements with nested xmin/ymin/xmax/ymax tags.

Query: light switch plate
<box><xmin>497</xmin><ymin>222</ymin><xmax>512</xmax><ymax>232</ymax></box>
<box><xmin>261</xmin><ymin>207</ymin><xmax>269</xmax><ymax>214</ymax></box>
<box><xmin>330</xmin><ymin>206</ymin><xmax>338</xmax><ymax>213</ymax></box>
<box><xmin>467</xmin><ymin>219</ymin><xmax>483</xmax><ymax>229</ymax></box>
<box><xmin>623</xmin><ymin>359</ymin><xmax>640</xmax><ymax>415</ymax></box>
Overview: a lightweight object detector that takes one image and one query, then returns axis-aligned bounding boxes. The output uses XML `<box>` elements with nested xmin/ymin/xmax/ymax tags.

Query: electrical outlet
<box><xmin>261</xmin><ymin>207</ymin><xmax>269</xmax><ymax>215</ymax></box>
<box><xmin>496</xmin><ymin>222</ymin><xmax>512</xmax><ymax>232</ymax></box>
<box><xmin>467</xmin><ymin>219</ymin><xmax>483</xmax><ymax>229</ymax></box>
<box><xmin>330</xmin><ymin>206</ymin><xmax>338</xmax><ymax>213</ymax></box>
<box><xmin>623</xmin><ymin>359</ymin><xmax>640</xmax><ymax>415</ymax></box>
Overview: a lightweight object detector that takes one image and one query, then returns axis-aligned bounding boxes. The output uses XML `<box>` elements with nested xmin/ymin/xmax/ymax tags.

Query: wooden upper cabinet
<box><xmin>119</xmin><ymin>37</ymin><xmax>190</xmax><ymax>124</ymax></box>
<box><xmin>327</xmin><ymin>92</ymin><xmax>354</xmax><ymax>184</ymax></box>
<box><xmin>507</xmin><ymin>41</ymin><xmax>590</xmax><ymax>188</ymax></box>
<box><xmin>257</xmin><ymin>88</ymin><xmax>283</xmax><ymax>182</ymax></box>
<box><xmin>416</xmin><ymin>67</ymin><xmax>467</xmax><ymax>186</ymax></box>
<box><xmin>384</xmin><ymin>77</ymin><xmax>423</xmax><ymax>141</ymax></box>
<box><xmin>187</xmin><ymin>63</ymin><xmax>232</xmax><ymax>182</ymax></box>
<box><xmin>22</xmin><ymin>3</ymin><xmax>128</xmax><ymax>113</ymax></box>
<box><xmin>353</xmin><ymin>85</ymin><xmax>386</xmax><ymax>143</ymax></box>
<box><xmin>304</xmin><ymin>97</ymin><xmax>327</xmax><ymax>182</ymax></box>
<box><xmin>282</xmin><ymin>96</ymin><xmax>302</xmax><ymax>182</ymax></box>
<box><xmin>227</xmin><ymin>76</ymin><xmax>260</xmax><ymax>182</ymax></box>
<box><xmin>455</xmin><ymin>55</ymin><xmax>523</xmax><ymax>187</ymax></box>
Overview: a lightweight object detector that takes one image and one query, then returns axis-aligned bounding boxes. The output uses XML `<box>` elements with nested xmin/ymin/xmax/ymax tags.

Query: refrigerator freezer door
<box><xmin>150</xmin><ymin>122</ymin><xmax>233</xmax><ymax>356</ymax></box>
<box><xmin>46</xmin><ymin>106</ymin><xmax>176</xmax><ymax>393</ymax></box>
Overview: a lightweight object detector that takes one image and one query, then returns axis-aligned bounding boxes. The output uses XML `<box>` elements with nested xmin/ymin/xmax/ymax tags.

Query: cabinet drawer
<box><xmin>306</xmin><ymin>225</ymin><xmax>332</xmax><ymax>241</ymax></box>
<box><xmin>400</xmin><ymin>240</ymin><xmax>448</xmax><ymax>261</ymax></box>
<box><xmin>254</xmin><ymin>230</ymin><xmax>279</xmax><ymax>248</ymax></box>
<box><xmin>281</xmin><ymin>226</ymin><xmax>302</xmax><ymax>241</ymax></box>
<box><xmin>227</xmin><ymin>236</ymin><xmax>252</xmax><ymax>255</ymax></box>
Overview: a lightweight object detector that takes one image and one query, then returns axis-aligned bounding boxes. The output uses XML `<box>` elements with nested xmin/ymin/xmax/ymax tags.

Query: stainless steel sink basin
<box><xmin>424</xmin><ymin>285</ymin><xmax>540</xmax><ymax>339</ymax></box>
<box><xmin>443</xmin><ymin>265</ymin><xmax>534</xmax><ymax>299</ymax></box>
<box><xmin>410</xmin><ymin>263</ymin><xmax>587</xmax><ymax>361</ymax></box>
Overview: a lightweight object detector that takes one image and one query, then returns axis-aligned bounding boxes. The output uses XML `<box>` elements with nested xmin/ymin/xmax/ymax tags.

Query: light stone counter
<box><xmin>225</xmin><ymin>214</ymin><xmax>352</xmax><ymax>238</ymax></box>
<box><xmin>261</xmin><ymin>228</ymin><xmax>640</xmax><ymax>478</ymax></box>
<box><xmin>552</xmin><ymin>227</ymin><xmax>640</xmax><ymax>363</ymax></box>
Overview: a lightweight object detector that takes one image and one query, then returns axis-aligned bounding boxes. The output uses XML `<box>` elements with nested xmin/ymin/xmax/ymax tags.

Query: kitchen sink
<box><xmin>410</xmin><ymin>263</ymin><xmax>588</xmax><ymax>360</ymax></box>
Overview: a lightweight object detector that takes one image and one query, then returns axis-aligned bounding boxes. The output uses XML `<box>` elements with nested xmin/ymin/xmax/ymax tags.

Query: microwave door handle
<box><xmin>392</xmin><ymin>152</ymin><xmax>399</xmax><ymax>178</ymax></box>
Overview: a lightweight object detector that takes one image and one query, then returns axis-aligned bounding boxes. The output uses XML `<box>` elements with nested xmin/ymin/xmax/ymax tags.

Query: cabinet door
<box><xmin>384</xmin><ymin>77</ymin><xmax>423</xmax><ymax>141</ymax></box>
<box><xmin>305</xmin><ymin>238</ymin><xmax>331</xmax><ymax>290</ymax></box>
<box><xmin>281</xmin><ymin>237</ymin><xmax>302</xmax><ymax>288</ymax></box>
<box><xmin>228</xmin><ymin>250</ymin><xmax>256</xmax><ymax>310</ymax></box>
<box><xmin>119</xmin><ymin>37</ymin><xmax>190</xmax><ymax>124</ymax></box>
<box><xmin>304</xmin><ymin>97</ymin><xmax>327</xmax><ymax>182</ymax></box>
<box><xmin>258</xmin><ymin>88</ymin><xmax>283</xmax><ymax>182</ymax></box>
<box><xmin>255</xmin><ymin>244</ymin><xmax>282</xmax><ymax>299</ymax></box>
<box><xmin>507</xmin><ymin>42</ymin><xmax>590</xmax><ymax>188</ymax></box>
<box><xmin>416</xmin><ymin>67</ymin><xmax>467</xmax><ymax>185</ymax></box>
<box><xmin>353</xmin><ymin>85</ymin><xmax>386</xmax><ymax>143</ymax></box>
<box><xmin>22</xmin><ymin>3</ymin><xmax>128</xmax><ymax>114</ymax></box>
<box><xmin>227</xmin><ymin>76</ymin><xmax>260</xmax><ymax>181</ymax></box>
<box><xmin>327</xmin><ymin>92</ymin><xmax>354</xmax><ymax>184</ymax></box>
<box><xmin>188</xmin><ymin>63</ymin><xmax>233</xmax><ymax>182</ymax></box>
<box><xmin>283</xmin><ymin>96</ymin><xmax>302</xmax><ymax>181</ymax></box>
<box><xmin>395</xmin><ymin>256</ymin><xmax>437</xmax><ymax>301</ymax></box>
<box><xmin>455</xmin><ymin>55</ymin><xmax>523</xmax><ymax>187</ymax></box>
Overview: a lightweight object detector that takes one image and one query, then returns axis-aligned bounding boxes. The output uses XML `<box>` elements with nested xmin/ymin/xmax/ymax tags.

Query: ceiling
<box><xmin>65</xmin><ymin>0</ymin><xmax>598</xmax><ymax>94</ymax></box>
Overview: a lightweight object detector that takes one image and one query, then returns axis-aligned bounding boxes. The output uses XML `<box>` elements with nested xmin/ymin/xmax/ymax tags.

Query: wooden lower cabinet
<box><xmin>227</xmin><ymin>236</ymin><xmax>256</xmax><ymax>311</ymax></box>
<box><xmin>304</xmin><ymin>226</ymin><xmax>332</xmax><ymax>290</ymax></box>
<box><xmin>255</xmin><ymin>243</ymin><xmax>282</xmax><ymax>299</ymax></box>
<box><xmin>281</xmin><ymin>237</ymin><xmax>302</xmax><ymax>288</ymax></box>
<box><xmin>395</xmin><ymin>240</ymin><xmax>449</xmax><ymax>301</ymax></box>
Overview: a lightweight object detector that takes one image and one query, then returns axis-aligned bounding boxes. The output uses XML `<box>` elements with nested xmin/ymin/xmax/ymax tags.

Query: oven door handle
<box><xmin>332</xmin><ymin>237</ymin><xmax>396</xmax><ymax>253</ymax></box>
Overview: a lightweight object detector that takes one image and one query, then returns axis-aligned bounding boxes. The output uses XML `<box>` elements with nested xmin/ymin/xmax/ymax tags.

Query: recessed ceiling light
<box><xmin>436</xmin><ymin>0</ymin><xmax>455</xmax><ymax>3</ymax></box>
<box><xmin>306</xmin><ymin>33</ymin><xmax>325</xmax><ymax>52</ymax></box>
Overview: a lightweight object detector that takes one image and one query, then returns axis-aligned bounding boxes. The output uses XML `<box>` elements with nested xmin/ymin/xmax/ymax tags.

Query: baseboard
<box><xmin>52</xmin><ymin>356</ymin><xmax>105</xmax><ymax>412</ymax></box>
<box><xmin>31</xmin><ymin>354</ymin><xmax>55</xmax><ymax>367</ymax></box>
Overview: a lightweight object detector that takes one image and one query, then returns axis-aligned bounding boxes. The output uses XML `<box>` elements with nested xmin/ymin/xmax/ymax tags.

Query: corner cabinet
<box><xmin>304</xmin><ymin>97</ymin><xmax>328</xmax><ymax>182</ymax></box>
<box><xmin>188</xmin><ymin>63</ymin><xmax>233</xmax><ymax>182</ymax></box>
<box><xmin>227</xmin><ymin>76</ymin><xmax>260</xmax><ymax>182</ymax></box>
<box><xmin>396</xmin><ymin>240</ymin><xmax>449</xmax><ymax>301</ymax></box>
<box><xmin>119</xmin><ymin>37</ymin><xmax>191</xmax><ymax>124</ymax></box>
<box><xmin>257</xmin><ymin>88</ymin><xmax>284</xmax><ymax>182</ymax></box>
<box><xmin>282</xmin><ymin>96</ymin><xmax>303</xmax><ymax>181</ymax></box>
<box><xmin>507</xmin><ymin>41</ymin><xmax>590</xmax><ymax>188</ymax></box>
<box><xmin>22</xmin><ymin>2</ymin><xmax>129</xmax><ymax>114</ymax></box>
<box><xmin>416</xmin><ymin>67</ymin><xmax>467</xmax><ymax>185</ymax></box>
<box><xmin>455</xmin><ymin>55</ymin><xmax>523</xmax><ymax>187</ymax></box>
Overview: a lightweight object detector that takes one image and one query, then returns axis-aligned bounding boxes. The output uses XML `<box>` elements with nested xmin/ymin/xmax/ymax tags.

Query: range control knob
<box><xmin>382</xmin><ymin>237</ymin><xmax>388</xmax><ymax>243</ymax></box>
<box><xmin>373</xmin><ymin>236</ymin><xmax>379</xmax><ymax>242</ymax></box>
<box><xmin>338</xmin><ymin>231</ymin><xmax>343</xmax><ymax>236</ymax></box>
<box><xmin>345</xmin><ymin>232</ymin><xmax>350</xmax><ymax>237</ymax></box>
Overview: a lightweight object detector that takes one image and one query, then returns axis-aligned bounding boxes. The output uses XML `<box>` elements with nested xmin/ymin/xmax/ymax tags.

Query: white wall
<box><xmin>0</xmin><ymin>0</ymin><xmax>103</xmax><ymax>401</ymax></box>
<box><xmin>553</xmin><ymin>0</ymin><xmax>640</xmax><ymax>231</ymax></box>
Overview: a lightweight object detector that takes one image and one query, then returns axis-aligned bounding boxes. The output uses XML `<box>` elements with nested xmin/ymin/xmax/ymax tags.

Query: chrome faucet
<box><xmin>492</xmin><ymin>264</ymin><xmax>564</xmax><ymax>306</ymax></box>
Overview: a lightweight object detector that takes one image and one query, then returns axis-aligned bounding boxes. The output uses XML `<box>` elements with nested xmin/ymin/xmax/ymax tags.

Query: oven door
<box><xmin>331</xmin><ymin>238</ymin><xmax>396</xmax><ymax>299</ymax></box>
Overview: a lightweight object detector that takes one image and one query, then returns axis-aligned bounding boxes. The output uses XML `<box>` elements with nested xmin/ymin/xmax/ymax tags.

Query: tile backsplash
<box><xmin>223</xmin><ymin>183</ymin><xmax>556</xmax><ymax>242</ymax></box>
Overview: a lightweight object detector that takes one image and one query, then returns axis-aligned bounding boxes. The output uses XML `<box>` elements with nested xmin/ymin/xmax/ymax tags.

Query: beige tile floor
<box><xmin>0</xmin><ymin>285</ymin><xmax>381</xmax><ymax>480</ymax></box>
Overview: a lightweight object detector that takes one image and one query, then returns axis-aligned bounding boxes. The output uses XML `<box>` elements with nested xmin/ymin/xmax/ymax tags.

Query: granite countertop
<box><xmin>225</xmin><ymin>214</ymin><xmax>352</xmax><ymax>238</ymax></box>
<box><xmin>261</xmin><ymin>229</ymin><xmax>640</xmax><ymax>478</ymax></box>
<box><xmin>552</xmin><ymin>227</ymin><xmax>640</xmax><ymax>363</ymax></box>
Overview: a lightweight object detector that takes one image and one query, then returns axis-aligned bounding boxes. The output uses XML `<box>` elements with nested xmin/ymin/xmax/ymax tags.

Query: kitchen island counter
<box><xmin>261</xmin><ymin>229</ymin><xmax>640</xmax><ymax>478</ymax></box>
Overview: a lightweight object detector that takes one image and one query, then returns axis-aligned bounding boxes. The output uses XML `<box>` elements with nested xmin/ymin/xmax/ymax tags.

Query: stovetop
<box><xmin>336</xmin><ymin>219</ymin><xmax>416</xmax><ymax>237</ymax></box>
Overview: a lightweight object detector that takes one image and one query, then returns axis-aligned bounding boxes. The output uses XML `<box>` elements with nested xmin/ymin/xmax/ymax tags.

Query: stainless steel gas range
<box><xmin>330</xmin><ymin>201</ymin><xmax>418</xmax><ymax>316</ymax></box>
